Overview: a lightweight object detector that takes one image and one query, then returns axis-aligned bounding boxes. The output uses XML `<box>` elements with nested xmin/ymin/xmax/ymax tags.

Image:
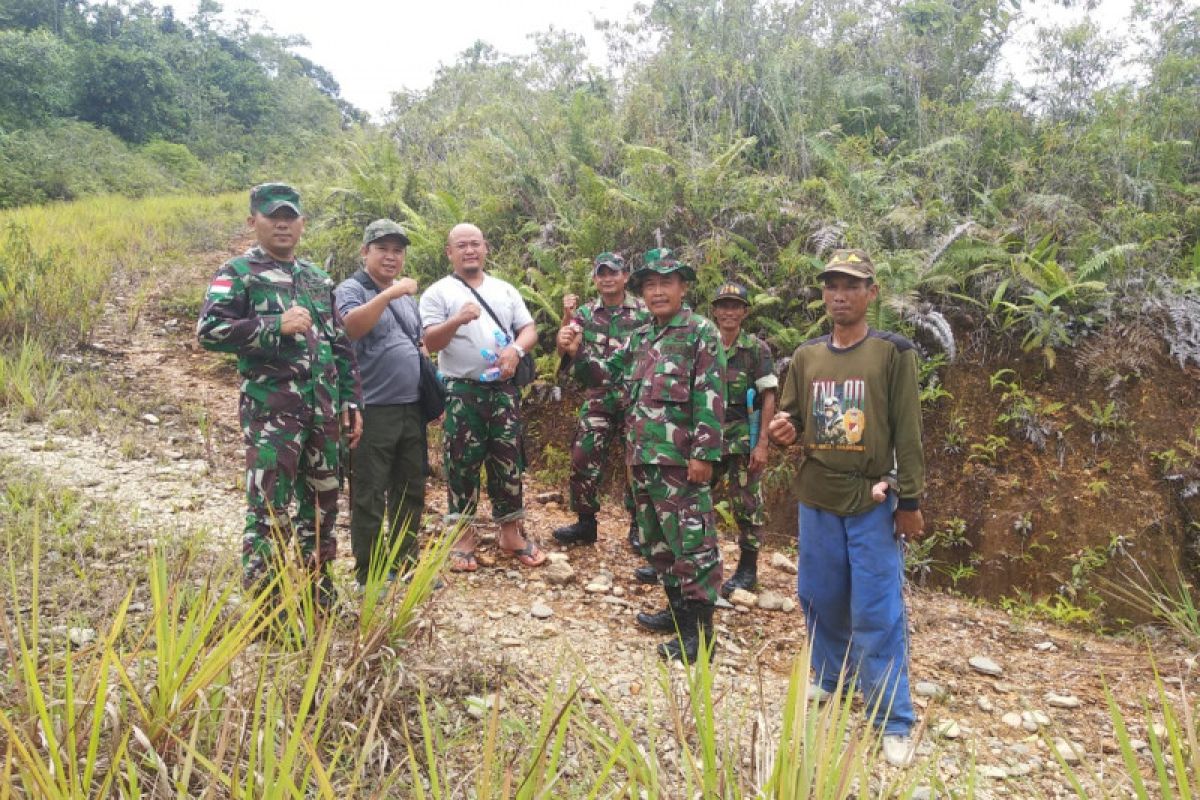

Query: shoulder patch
<box><xmin>868</xmin><ymin>329</ymin><xmax>916</xmax><ymax>353</ymax></box>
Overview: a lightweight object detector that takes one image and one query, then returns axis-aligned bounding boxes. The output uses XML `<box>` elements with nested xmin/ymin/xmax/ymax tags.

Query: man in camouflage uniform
<box><xmin>552</xmin><ymin>252</ymin><xmax>650</xmax><ymax>549</ymax></box>
<box><xmin>196</xmin><ymin>183</ymin><xmax>362</xmax><ymax>604</ymax></box>
<box><xmin>709</xmin><ymin>281</ymin><xmax>777</xmax><ymax>596</ymax></box>
<box><xmin>419</xmin><ymin>223</ymin><xmax>545</xmax><ymax>572</ymax></box>
<box><xmin>617</xmin><ymin>248</ymin><xmax>726</xmax><ymax>661</ymax></box>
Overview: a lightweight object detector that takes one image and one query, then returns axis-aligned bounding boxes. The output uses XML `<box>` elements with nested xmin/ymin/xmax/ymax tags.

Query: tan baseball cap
<box><xmin>817</xmin><ymin>249</ymin><xmax>876</xmax><ymax>280</ymax></box>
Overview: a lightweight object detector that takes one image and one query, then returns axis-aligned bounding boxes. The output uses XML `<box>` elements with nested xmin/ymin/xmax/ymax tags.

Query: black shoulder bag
<box><xmin>451</xmin><ymin>274</ymin><xmax>537</xmax><ymax>387</ymax></box>
<box><xmin>351</xmin><ymin>271</ymin><xmax>445</xmax><ymax>422</ymax></box>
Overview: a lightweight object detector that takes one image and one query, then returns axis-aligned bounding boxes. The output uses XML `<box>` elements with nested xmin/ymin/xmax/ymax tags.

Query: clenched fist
<box><xmin>280</xmin><ymin>305</ymin><xmax>312</xmax><ymax>335</ymax></box>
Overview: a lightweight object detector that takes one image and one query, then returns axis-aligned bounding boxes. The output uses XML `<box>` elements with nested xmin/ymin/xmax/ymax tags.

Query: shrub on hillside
<box><xmin>0</xmin><ymin>121</ymin><xmax>214</xmax><ymax>208</ymax></box>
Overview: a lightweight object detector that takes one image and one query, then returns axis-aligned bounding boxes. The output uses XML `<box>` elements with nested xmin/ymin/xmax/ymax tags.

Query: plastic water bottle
<box><xmin>479</xmin><ymin>332</ymin><xmax>509</xmax><ymax>381</ymax></box>
<box><xmin>747</xmin><ymin>387</ymin><xmax>761</xmax><ymax>448</ymax></box>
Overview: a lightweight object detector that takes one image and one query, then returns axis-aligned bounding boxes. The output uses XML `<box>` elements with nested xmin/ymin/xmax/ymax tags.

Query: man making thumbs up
<box><xmin>553</xmin><ymin>252</ymin><xmax>650</xmax><ymax>549</ymax></box>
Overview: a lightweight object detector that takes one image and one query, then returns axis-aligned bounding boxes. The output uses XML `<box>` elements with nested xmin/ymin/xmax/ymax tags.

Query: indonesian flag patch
<box><xmin>207</xmin><ymin>277</ymin><xmax>233</xmax><ymax>297</ymax></box>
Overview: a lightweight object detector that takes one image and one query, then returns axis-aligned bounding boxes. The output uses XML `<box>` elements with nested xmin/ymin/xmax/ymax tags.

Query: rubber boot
<box><xmin>310</xmin><ymin>568</ymin><xmax>338</xmax><ymax>617</ymax></box>
<box><xmin>657</xmin><ymin>601</ymin><xmax>716</xmax><ymax>662</ymax></box>
<box><xmin>720</xmin><ymin>548</ymin><xmax>758</xmax><ymax>597</ymax></box>
<box><xmin>553</xmin><ymin>514</ymin><xmax>598</xmax><ymax>545</ymax></box>
<box><xmin>636</xmin><ymin>585</ymin><xmax>684</xmax><ymax>633</ymax></box>
<box><xmin>627</xmin><ymin>518</ymin><xmax>641</xmax><ymax>553</ymax></box>
<box><xmin>633</xmin><ymin>565</ymin><xmax>659</xmax><ymax>584</ymax></box>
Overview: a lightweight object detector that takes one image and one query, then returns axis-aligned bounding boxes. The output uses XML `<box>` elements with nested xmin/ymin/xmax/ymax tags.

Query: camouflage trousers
<box><xmin>240</xmin><ymin>395</ymin><xmax>340</xmax><ymax>586</ymax></box>
<box><xmin>569</xmin><ymin>402</ymin><xmax>635</xmax><ymax>518</ymax></box>
<box><xmin>443</xmin><ymin>379</ymin><xmax>524</xmax><ymax>524</ymax></box>
<box><xmin>631</xmin><ymin>464</ymin><xmax>723</xmax><ymax>603</ymax></box>
<box><xmin>711</xmin><ymin>452</ymin><xmax>764</xmax><ymax>552</ymax></box>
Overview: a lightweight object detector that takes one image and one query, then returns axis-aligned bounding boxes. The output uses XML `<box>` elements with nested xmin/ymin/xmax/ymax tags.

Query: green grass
<box><xmin>0</xmin><ymin>193</ymin><xmax>241</xmax><ymax>349</ymax></box>
<box><xmin>0</xmin><ymin>193</ymin><xmax>243</xmax><ymax>424</ymax></box>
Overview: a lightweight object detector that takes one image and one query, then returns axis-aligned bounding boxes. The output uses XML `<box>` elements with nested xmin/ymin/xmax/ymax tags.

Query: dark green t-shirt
<box><xmin>778</xmin><ymin>329</ymin><xmax>924</xmax><ymax>516</ymax></box>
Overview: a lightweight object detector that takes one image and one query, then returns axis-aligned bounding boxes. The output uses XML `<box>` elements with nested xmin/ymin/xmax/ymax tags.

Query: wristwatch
<box><xmin>511</xmin><ymin>343</ymin><xmax>526</xmax><ymax>358</ymax></box>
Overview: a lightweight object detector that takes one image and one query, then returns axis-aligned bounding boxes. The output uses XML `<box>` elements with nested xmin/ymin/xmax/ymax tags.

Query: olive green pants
<box><xmin>350</xmin><ymin>403</ymin><xmax>427</xmax><ymax>584</ymax></box>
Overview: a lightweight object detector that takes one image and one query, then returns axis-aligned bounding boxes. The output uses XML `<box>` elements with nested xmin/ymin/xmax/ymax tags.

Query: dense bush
<box><xmin>0</xmin><ymin>0</ymin><xmax>357</xmax><ymax>207</ymax></box>
<box><xmin>297</xmin><ymin>0</ymin><xmax>1197</xmax><ymax>366</ymax></box>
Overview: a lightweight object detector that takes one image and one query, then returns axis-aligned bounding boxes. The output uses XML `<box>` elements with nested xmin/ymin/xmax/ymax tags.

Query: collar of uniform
<box><xmin>727</xmin><ymin>329</ymin><xmax>754</xmax><ymax>352</ymax></box>
<box><xmin>652</xmin><ymin>307</ymin><xmax>692</xmax><ymax>331</ymax></box>
<box><xmin>246</xmin><ymin>245</ymin><xmax>297</xmax><ymax>267</ymax></box>
<box><xmin>592</xmin><ymin>293</ymin><xmax>641</xmax><ymax>312</ymax></box>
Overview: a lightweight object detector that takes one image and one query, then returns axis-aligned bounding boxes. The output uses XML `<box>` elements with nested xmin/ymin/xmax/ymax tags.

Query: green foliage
<box><xmin>0</xmin><ymin>0</ymin><xmax>355</xmax><ymax>206</ymax></box>
<box><xmin>905</xmin><ymin>516</ymin><xmax>971</xmax><ymax>584</ymax></box>
<box><xmin>535</xmin><ymin>444</ymin><xmax>572</xmax><ymax>492</ymax></box>
<box><xmin>968</xmin><ymin>433</ymin><xmax>1010</xmax><ymax>465</ymax></box>
<box><xmin>989</xmin><ymin>368</ymin><xmax>1066</xmax><ymax>451</ymax></box>
<box><xmin>0</xmin><ymin>28</ymin><xmax>72</xmax><ymax>127</ymax></box>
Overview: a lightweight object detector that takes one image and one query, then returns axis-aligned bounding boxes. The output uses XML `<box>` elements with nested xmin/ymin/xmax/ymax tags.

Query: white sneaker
<box><xmin>882</xmin><ymin>734</ymin><xmax>914</xmax><ymax>767</ymax></box>
<box><xmin>806</xmin><ymin>683</ymin><xmax>833</xmax><ymax>703</ymax></box>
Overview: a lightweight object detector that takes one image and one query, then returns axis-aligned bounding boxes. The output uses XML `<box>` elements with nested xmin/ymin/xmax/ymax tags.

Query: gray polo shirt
<box><xmin>419</xmin><ymin>273</ymin><xmax>534</xmax><ymax>379</ymax></box>
<box><xmin>334</xmin><ymin>273</ymin><xmax>421</xmax><ymax>406</ymax></box>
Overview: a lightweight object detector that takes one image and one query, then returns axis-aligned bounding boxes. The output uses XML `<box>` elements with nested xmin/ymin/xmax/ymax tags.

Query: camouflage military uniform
<box><xmin>197</xmin><ymin>246</ymin><xmax>361</xmax><ymax>585</ymax></box>
<box><xmin>712</xmin><ymin>331</ymin><xmax>777</xmax><ymax>552</ymax></box>
<box><xmin>621</xmin><ymin>308</ymin><xmax>727</xmax><ymax>603</ymax></box>
<box><xmin>560</xmin><ymin>294</ymin><xmax>650</xmax><ymax>518</ymax></box>
<box><xmin>442</xmin><ymin>379</ymin><xmax>525</xmax><ymax>523</ymax></box>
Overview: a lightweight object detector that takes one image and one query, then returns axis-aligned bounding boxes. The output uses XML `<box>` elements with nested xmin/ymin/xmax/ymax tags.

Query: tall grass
<box><xmin>0</xmin><ymin>193</ymin><xmax>241</xmax><ymax>351</ymax></box>
<box><xmin>3</xmin><ymin>505</ymin><xmax>1199</xmax><ymax>795</ymax></box>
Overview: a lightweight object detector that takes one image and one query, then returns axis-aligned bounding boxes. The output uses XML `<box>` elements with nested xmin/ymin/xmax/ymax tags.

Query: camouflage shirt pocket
<box><xmin>247</xmin><ymin>278</ymin><xmax>288</xmax><ymax>315</ymax></box>
<box><xmin>647</xmin><ymin>372</ymin><xmax>689</xmax><ymax>404</ymax></box>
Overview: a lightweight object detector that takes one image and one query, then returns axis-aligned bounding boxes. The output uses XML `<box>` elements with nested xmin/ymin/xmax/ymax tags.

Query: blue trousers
<box><xmin>797</xmin><ymin>501</ymin><xmax>914</xmax><ymax>735</ymax></box>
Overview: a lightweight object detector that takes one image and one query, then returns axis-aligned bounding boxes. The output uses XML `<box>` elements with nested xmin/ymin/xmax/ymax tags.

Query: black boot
<box><xmin>627</xmin><ymin>518</ymin><xmax>642</xmax><ymax>553</ymax></box>
<box><xmin>720</xmin><ymin>548</ymin><xmax>759</xmax><ymax>597</ymax></box>
<box><xmin>633</xmin><ymin>565</ymin><xmax>659</xmax><ymax>584</ymax></box>
<box><xmin>657</xmin><ymin>601</ymin><xmax>716</xmax><ymax>662</ymax></box>
<box><xmin>553</xmin><ymin>514</ymin><xmax>598</xmax><ymax>545</ymax></box>
<box><xmin>310</xmin><ymin>569</ymin><xmax>338</xmax><ymax>617</ymax></box>
<box><xmin>636</xmin><ymin>585</ymin><xmax>683</xmax><ymax>633</ymax></box>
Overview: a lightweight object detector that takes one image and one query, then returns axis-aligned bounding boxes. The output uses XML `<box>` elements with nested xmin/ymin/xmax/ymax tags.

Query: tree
<box><xmin>74</xmin><ymin>44</ymin><xmax>184</xmax><ymax>143</ymax></box>
<box><xmin>0</xmin><ymin>29</ymin><xmax>72</xmax><ymax>129</ymax></box>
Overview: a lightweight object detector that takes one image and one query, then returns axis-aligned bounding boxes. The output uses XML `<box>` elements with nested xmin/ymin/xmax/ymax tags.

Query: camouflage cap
<box><xmin>817</xmin><ymin>248</ymin><xmax>876</xmax><ymax>281</ymax></box>
<box><xmin>630</xmin><ymin>247</ymin><xmax>696</xmax><ymax>289</ymax></box>
<box><xmin>363</xmin><ymin>218</ymin><xmax>411</xmax><ymax>247</ymax></box>
<box><xmin>592</xmin><ymin>251</ymin><xmax>627</xmax><ymax>274</ymax></box>
<box><xmin>250</xmin><ymin>182</ymin><xmax>301</xmax><ymax>216</ymax></box>
<box><xmin>713</xmin><ymin>280</ymin><xmax>750</xmax><ymax>306</ymax></box>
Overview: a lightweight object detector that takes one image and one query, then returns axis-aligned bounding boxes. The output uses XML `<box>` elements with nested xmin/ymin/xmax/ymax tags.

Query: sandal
<box><xmin>449</xmin><ymin>550</ymin><xmax>478</xmax><ymax>573</ymax></box>
<box><xmin>499</xmin><ymin>539</ymin><xmax>547</xmax><ymax>568</ymax></box>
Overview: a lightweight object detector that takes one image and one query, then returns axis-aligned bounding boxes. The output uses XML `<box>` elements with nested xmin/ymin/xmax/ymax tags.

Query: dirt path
<box><xmin>2</xmin><ymin>233</ymin><xmax>1194</xmax><ymax>797</ymax></box>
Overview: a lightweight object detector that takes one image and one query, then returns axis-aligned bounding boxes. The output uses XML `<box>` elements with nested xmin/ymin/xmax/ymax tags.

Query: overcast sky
<box><xmin>161</xmin><ymin>0</ymin><xmax>1137</xmax><ymax>120</ymax></box>
<box><xmin>165</xmin><ymin>0</ymin><xmax>641</xmax><ymax>117</ymax></box>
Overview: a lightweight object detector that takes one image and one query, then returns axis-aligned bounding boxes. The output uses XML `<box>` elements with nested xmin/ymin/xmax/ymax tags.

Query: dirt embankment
<box><xmin>527</xmin><ymin>317</ymin><xmax>1200</xmax><ymax>628</ymax></box>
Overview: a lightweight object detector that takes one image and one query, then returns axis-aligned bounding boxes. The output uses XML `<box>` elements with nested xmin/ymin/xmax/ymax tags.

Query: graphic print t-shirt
<box><xmin>778</xmin><ymin>330</ymin><xmax>924</xmax><ymax>516</ymax></box>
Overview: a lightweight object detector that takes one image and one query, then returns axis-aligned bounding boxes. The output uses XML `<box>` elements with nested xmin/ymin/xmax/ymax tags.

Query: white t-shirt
<box><xmin>419</xmin><ymin>273</ymin><xmax>535</xmax><ymax>379</ymax></box>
